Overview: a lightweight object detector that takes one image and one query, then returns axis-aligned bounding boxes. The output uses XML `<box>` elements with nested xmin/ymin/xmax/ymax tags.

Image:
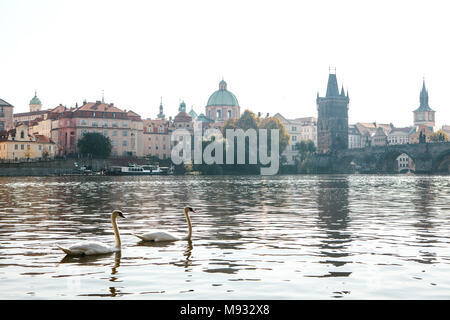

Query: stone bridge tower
<box><xmin>317</xmin><ymin>72</ymin><xmax>349</xmax><ymax>154</ymax></box>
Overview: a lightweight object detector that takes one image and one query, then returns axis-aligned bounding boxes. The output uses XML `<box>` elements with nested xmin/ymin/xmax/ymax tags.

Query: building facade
<box><xmin>316</xmin><ymin>73</ymin><xmax>349</xmax><ymax>154</ymax></box>
<box><xmin>0</xmin><ymin>123</ymin><xmax>55</xmax><ymax>161</ymax></box>
<box><xmin>348</xmin><ymin>124</ymin><xmax>362</xmax><ymax>149</ymax></box>
<box><xmin>387</xmin><ymin>127</ymin><xmax>412</xmax><ymax>145</ymax></box>
<box><xmin>142</xmin><ymin>118</ymin><xmax>172</xmax><ymax>160</ymax></box>
<box><xmin>50</xmin><ymin>101</ymin><xmax>144</xmax><ymax>156</ymax></box>
<box><xmin>274</xmin><ymin>113</ymin><xmax>317</xmax><ymax>165</ymax></box>
<box><xmin>0</xmin><ymin>98</ymin><xmax>14</xmax><ymax>131</ymax></box>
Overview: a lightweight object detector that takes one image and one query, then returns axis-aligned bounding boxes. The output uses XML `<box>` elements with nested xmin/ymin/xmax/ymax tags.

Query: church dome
<box><xmin>206</xmin><ymin>80</ymin><xmax>239</xmax><ymax>107</ymax></box>
<box><xmin>30</xmin><ymin>91</ymin><xmax>41</xmax><ymax>105</ymax></box>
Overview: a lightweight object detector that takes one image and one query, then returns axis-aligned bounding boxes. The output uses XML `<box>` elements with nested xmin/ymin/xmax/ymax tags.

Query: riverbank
<box><xmin>0</xmin><ymin>157</ymin><xmax>159</xmax><ymax>177</ymax></box>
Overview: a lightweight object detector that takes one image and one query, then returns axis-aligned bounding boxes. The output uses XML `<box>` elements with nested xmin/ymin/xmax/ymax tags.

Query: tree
<box><xmin>294</xmin><ymin>140</ymin><xmax>317</xmax><ymax>173</ymax></box>
<box><xmin>77</xmin><ymin>132</ymin><xmax>112</xmax><ymax>158</ymax></box>
<box><xmin>429</xmin><ymin>129</ymin><xmax>449</xmax><ymax>142</ymax></box>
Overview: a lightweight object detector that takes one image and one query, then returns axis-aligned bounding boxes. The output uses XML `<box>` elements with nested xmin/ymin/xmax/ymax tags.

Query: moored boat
<box><xmin>106</xmin><ymin>164</ymin><xmax>170</xmax><ymax>175</ymax></box>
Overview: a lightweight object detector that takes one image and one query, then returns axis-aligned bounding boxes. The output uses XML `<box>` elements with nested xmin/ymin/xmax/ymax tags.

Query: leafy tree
<box><xmin>429</xmin><ymin>129</ymin><xmax>449</xmax><ymax>142</ymax></box>
<box><xmin>294</xmin><ymin>140</ymin><xmax>317</xmax><ymax>173</ymax></box>
<box><xmin>77</xmin><ymin>132</ymin><xmax>112</xmax><ymax>158</ymax></box>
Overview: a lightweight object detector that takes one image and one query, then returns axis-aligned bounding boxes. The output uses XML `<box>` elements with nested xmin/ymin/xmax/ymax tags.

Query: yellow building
<box><xmin>0</xmin><ymin>123</ymin><xmax>55</xmax><ymax>161</ymax></box>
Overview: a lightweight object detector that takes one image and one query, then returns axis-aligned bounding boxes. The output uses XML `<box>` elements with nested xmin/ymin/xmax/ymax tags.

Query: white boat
<box><xmin>106</xmin><ymin>164</ymin><xmax>169</xmax><ymax>175</ymax></box>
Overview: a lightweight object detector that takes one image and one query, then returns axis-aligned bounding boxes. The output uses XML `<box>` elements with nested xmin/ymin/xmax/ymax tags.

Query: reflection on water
<box><xmin>0</xmin><ymin>175</ymin><xmax>450</xmax><ymax>299</ymax></box>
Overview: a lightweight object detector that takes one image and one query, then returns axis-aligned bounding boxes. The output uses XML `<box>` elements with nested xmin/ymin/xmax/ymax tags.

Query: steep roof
<box><xmin>0</xmin><ymin>98</ymin><xmax>13</xmax><ymax>107</ymax></box>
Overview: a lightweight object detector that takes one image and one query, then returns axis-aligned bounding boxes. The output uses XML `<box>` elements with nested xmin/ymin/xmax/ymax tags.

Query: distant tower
<box><xmin>157</xmin><ymin>97</ymin><xmax>165</xmax><ymax>119</ymax></box>
<box><xmin>29</xmin><ymin>90</ymin><xmax>42</xmax><ymax>112</ymax></box>
<box><xmin>179</xmin><ymin>100</ymin><xmax>187</xmax><ymax>113</ymax></box>
<box><xmin>413</xmin><ymin>80</ymin><xmax>435</xmax><ymax>129</ymax></box>
<box><xmin>317</xmin><ymin>72</ymin><xmax>349</xmax><ymax>154</ymax></box>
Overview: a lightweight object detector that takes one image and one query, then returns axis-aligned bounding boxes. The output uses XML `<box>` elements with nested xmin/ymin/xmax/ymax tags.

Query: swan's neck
<box><xmin>184</xmin><ymin>211</ymin><xmax>192</xmax><ymax>240</ymax></box>
<box><xmin>111</xmin><ymin>216</ymin><xmax>121</xmax><ymax>249</ymax></box>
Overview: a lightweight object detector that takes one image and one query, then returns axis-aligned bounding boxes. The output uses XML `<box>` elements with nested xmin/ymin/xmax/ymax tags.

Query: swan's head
<box><xmin>185</xmin><ymin>206</ymin><xmax>196</xmax><ymax>213</ymax></box>
<box><xmin>112</xmin><ymin>210</ymin><xmax>126</xmax><ymax>219</ymax></box>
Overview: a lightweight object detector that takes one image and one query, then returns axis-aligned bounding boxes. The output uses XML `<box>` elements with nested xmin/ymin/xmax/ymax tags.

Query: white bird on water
<box><xmin>57</xmin><ymin>209</ymin><xmax>125</xmax><ymax>256</ymax></box>
<box><xmin>133</xmin><ymin>206</ymin><xmax>195</xmax><ymax>242</ymax></box>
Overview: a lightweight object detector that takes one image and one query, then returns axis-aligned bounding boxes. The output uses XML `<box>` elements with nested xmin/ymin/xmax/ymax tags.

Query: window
<box><xmin>39</xmin><ymin>145</ymin><xmax>42</xmax><ymax>150</ymax></box>
<box><xmin>292</xmin><ymin>136</ymin><xmax>297</xmax><ymax>141</ymax></box>
<box><xmin>21</xmin><ymin>144</ymin><xmax>24</xmax><ymax>150</ymax></box>
<box><xmin>113</xmin><ymin>131</ymin><xmax>118</xmax><ymax>136</ymax></box>
<box><xmin>112</xmin><ymin>122</ymin><xmax>118</xmax><ymax>128</ymax></box>
<box><xmin>122</xmin><ymin>131</ymin><xmax>128</xmax><ymax>137</ymax></box>
<box><xmin>81</xmin><ymin>120</ymin><xmax>87</xmax><ymax>126</ymax></box>
<box><xmin>228</xmin><ymin>110</ymin><xmax>232</xmax><ymax>118</ymax></box>
<box><xmin>217</xmin><ymin>110</ymin><xmax>222</xmax><ymax>119</ymax></box>
<box><xmin>122</xmin><ymin>140</ymin><xmax>128</xmax><ymax>146</ymax></box>
<box><xmin>292</xmin><ymin>126</ymin><xmax>297</xmax><ymax>131</ymax></box>
<box><xmin>20</xmin><ymin>131</ymin><xmax>25</xmax><ymax>139</ymax></box>
<box><xmin>15</xmin><ymin>144</ymin><xmax>18</xmax><ymax>150</ymax></box>
<box><xmin>92</xmin><ymin>122</ymin><xmax>98</xmax><ymax>127</ymax></box>
<box><xmin>123</xmin><ymin>122</ymin><xmax>128</xmax><ymax>127</ymax></box>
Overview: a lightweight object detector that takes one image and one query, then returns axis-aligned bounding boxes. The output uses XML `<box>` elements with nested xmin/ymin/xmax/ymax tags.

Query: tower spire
<box><xmin>420</xmin><ymin>79</ymin><xmax>429</xmax><ymax>107</ymax></box>
<box><xmin>325</xmin><ymin>73</ymin><xmax>339</xmax><ymax>97</ymax></box>
<box><xmin>157</xmin><ymin>97</ymin><xmax>165</xmax><ymax>119</ymax></box>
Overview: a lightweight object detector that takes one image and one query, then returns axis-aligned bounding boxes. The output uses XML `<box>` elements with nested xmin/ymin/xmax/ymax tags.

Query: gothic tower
<box><xmin>317</xmin><ymin>72</ymin><xmax>349</xmax><ymax>154</ymax></box>
<box><xmin>413</xmin><ymin>80</ymin><xmax>435</xmax><ymax>129</ymax></box>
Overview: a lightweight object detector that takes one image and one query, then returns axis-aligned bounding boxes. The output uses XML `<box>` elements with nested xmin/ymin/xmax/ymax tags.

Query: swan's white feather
<box><xmin>133</xmin><ymin>231</ymin><xmax>179</xmax><ymax>242</ymax></box>
<box><xmin>57</xmin><ymin>241</ymin><xmax>118</xmax><ymax>256</ymax></box>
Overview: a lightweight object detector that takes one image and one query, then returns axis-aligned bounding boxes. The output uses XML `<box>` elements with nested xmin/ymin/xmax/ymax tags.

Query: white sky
<box><xmin>1</xmin><ymin>0</ymin><xmax>449</xmax><ymax>128</ymax></box>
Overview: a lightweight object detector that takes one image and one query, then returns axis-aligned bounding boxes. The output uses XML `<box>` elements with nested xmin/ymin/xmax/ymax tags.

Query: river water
<box><xmin>0</xmin><ymin>174</ymin><xmax>449</xmax><ymax>299</ymax></box>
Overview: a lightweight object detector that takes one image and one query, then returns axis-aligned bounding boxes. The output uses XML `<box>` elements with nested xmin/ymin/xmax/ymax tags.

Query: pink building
<box><xmin>50</xmin><ymin>101</ymin><xmax>144</xmax><ymax>156</ymax></box>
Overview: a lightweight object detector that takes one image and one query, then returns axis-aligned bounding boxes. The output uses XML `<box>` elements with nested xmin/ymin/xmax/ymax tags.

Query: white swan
<box><xmin>133</xmin><ymin>207</ymin><xmax>195</xmax><ymax>242</ymax></box>
<box><xmin>57</xmin><ymin>210</ymin><xmax>125</xmax><ymax>256</ymax></box>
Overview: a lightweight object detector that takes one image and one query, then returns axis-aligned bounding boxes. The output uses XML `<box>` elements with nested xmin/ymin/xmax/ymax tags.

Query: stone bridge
<box><xmin>315</xmin><ymin>142</ymin><xmax>450</xmax><ymax>174</ymax></box>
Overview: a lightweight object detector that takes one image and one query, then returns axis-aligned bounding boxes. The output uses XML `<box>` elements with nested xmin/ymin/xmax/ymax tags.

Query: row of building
<box><xmin>1</xmin><ymin>76</ymin><xmax>448</xmax><ymax>169</ymax></box>
<box><xmin>0</xmin><ymin>80</ymin><xmax>241</xmax><ymax>161</ymax></box>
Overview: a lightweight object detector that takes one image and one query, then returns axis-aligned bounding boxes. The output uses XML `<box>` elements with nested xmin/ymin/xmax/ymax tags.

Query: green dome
<box><xmin>30</xmin><ymin>91</ymin><xmax>41</xmax><ymax>105</ymax></box>
<box><xmin>206</xmin><ymin>80</ymin><xmax>239</xmax><ymax>107</ymax></box>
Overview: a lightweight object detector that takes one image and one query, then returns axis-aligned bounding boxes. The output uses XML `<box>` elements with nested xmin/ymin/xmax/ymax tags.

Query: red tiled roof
<box><xmin>78</xmin><ymin>102</ymin><xmax>124</xmax><ymax>113</ymax></box>
<box><xmin>174</xmin><ymin>111</ymin><xmax>192</xmax><ymax>122</ymax></box>
<box><xmin>35</xmin><ymin>135</ymin><xmax>54</xmax><ymax>144</ymax></box>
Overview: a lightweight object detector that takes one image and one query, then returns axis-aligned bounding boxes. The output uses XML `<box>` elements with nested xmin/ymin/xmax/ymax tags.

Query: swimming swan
<box><xmin>133</xmin><ymin>207</ymin><xmax>195</xmax><ymax>242</ymax></box>
<box><xmin>57</xmin><ymin>210</ymin><xmax>125</xmax><ymax>256</ymax></box>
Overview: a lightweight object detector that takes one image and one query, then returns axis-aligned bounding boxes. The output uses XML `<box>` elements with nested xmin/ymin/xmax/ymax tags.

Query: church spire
<box><xmin>157</xmin><ymin>97</ymin><xmax>165</xmax><ymax>119</ymax></box>
<box><xmin>325</xmin><ymin>73</ymin><xmax>339</xmax><ymax>97</ymax></box>
<box><xmin>420</xmin><ymin>79</ymin><xmax>429</xmax><ymax>107</ymax></box>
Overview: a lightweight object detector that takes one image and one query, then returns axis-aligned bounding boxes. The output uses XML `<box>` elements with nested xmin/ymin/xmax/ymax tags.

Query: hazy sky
<box><xmin>1</xmin><ymin>0</ymin><xmax>449</xmax><ymax>128</ymax></box>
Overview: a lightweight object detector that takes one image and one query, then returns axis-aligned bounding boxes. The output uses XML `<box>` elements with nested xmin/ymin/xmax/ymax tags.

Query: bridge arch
<box><xmin>433</xmin><ymin>149</ymin><xmax>450</xmax><ymax>173</ymax></box>
<box><xmin>378</xmin><ymin>149</ymin><xmax>416</xmax><ymax>173</ymax></box>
